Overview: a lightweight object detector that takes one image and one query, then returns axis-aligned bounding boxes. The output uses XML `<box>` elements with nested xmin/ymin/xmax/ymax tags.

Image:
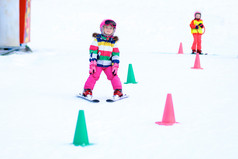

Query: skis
<box><xmin>0</xmin><ymin>45</ymin><xmax>32</xmax><ymax>56</ymax></box>
<box><xmin>76</xmin><ymin>94</ymin><xmax>129</xmax><ymax>103</ymax></box>
<box><xmin>76</xmin><ymin>94</ymin><xmax>100</xmax><ymax>103</ymax></box>
<box><xmin>106</xmin><ymin>94</ymin><xmax>129</xmax><ymax>103</ymax></box>
<box><xmin>0</xmin><ymin>48</ymin><xmax>18</xmax><ymax>56</ymax></box>
<box><xmin>191</xmin><ymin>52</ymin><xmax>208</xmax><ymax>55</ymax></box>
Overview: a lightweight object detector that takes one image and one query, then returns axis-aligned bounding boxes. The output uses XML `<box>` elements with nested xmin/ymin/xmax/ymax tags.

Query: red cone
<box><xmin>178</xmin><ymin>42</ymin><xmax>183</xmax><ymax>54</ymax></box>
<box><xmin>191</xmin><ymin>53</ymin><xmax>203</xmax><ymax>69</ymax></box>
<box><xmin>155</xmin><ymin>93</ymin><xmax>178</xmax><ymax>126</ymax></box>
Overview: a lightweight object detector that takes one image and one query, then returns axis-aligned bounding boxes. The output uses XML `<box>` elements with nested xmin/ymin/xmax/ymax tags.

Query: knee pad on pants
<box><xmin>92</xmin><ymin>74</ymin><xmax>100</xmax><ymax>81</ymax></box>
<box><xmin>107</xmin><ymin>74</ymin><xmax>115</xmax><ymax>81</ymax></box>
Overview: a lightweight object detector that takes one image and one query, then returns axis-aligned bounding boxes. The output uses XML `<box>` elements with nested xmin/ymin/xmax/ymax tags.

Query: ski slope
<box><xmin>0</xmin><ymin>0</ymin><xmax>238</xmax><ymax>159</ymax></box>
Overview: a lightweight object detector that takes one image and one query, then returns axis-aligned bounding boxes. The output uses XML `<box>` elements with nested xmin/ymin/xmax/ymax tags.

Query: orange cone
<box><xmin>178</xmin><ymin>42</ymin><xmax>183</xmax><ymax>54</ymax></box>
<box><xmin>155</xmin><ymin>93</ymin><xmax>178</xmax><ymax>126</ymax></box>
<box><xmin>191</xmin><ymin>53</ymin><xmax>203</xmax><ymax>69</ymax></box>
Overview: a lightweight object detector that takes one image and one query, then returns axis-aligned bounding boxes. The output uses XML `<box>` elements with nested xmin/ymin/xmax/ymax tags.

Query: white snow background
<box><xmin>0</xmin><ymin>0</ymin><xmax>238</xmax><ymax>159</ymax></box>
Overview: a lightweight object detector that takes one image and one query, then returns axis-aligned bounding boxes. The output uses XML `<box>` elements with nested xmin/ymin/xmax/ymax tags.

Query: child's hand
<box><xmin>195</xmin><ymin>25</ymin><xmax>199</xmax><ymax>29</ymax></box>
<box><xmin>89</xmin><ymin>61</ymin><xmax>97</xmax><ymax>74</ymax></box>
<box><xmin>198</xmin><ymin>23</ymin><xmax>204</xmax><ymax>28</ymax></box>
<box><xmin>112</xmin><ymin>63</ymin><xmax>119</xmax><ymax>76</ymax></box>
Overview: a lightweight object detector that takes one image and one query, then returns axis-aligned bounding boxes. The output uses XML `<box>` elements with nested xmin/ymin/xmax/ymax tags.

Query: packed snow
<box><xmin>0</xmin><ymin>0</ymin><xmax>238</xmax><ymax>159</ymax></box>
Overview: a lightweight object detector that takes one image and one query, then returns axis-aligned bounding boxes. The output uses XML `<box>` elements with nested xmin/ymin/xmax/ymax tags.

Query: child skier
<box><xmin>81</xmin><ymin>19</ymin><xmax>123</xmax><ymax>99</ymax></box>
<box><xmin>190</xmin><ymin>11</ymin><xmax>205</xmax><ymax>54</ymax></box>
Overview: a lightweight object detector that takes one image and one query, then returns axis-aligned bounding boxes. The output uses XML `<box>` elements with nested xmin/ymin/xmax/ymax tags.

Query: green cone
<box><xmin>124</xmin><ymin>64</ymin><xmax>138</xmax><ymax>84</ymax></box>
<box><xmin>73</xmin><ymin>110</ymin><xmax>89</xmax><ymax>146</ymax></box>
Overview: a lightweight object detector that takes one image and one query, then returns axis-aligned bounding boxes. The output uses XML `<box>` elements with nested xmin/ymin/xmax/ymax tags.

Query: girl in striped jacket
<box><xmin>82</xmin><ymin>19</ymin><xmax>123</xmax><ymax>98</ymax></box>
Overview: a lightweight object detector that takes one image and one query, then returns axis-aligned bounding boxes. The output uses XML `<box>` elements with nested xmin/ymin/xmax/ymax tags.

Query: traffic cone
<box><xmin>191</xmin><ymin>53</ymin><xmax>203</xmax><ymax>69</ymax></box>
<box><xmin>73</xmin><ymin>110</ymin><xmax>90</xmax><ymax>146</ymax></box>
<box><xmin>124</xmin><ymin>64</ymin><xmax>138</xmax><ymax>84</ymax></box>
<box><xmin>155</xmin><ymin>93</ymin><xmax>178</xmax><ymax>126</ymax></box>
<box><xmin>178</xmin><ymin>42</ymin><xmax>183</xmax><ymax>54</ymax></box>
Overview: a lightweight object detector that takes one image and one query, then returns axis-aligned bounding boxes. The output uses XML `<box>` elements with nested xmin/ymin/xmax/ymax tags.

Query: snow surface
<box><xmin>1</xmin><ymin>0</ymin><xmax>238</xmax><ymax>159</ymax></box>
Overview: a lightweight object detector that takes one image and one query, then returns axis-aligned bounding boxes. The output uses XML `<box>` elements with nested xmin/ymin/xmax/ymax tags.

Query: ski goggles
<box><xmin>105</xmin><ymin>20</ymin><xmax>116</xmax><ymax>27</ymax></box>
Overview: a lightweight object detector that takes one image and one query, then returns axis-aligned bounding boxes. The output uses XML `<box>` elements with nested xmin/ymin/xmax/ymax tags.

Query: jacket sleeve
<box><xmin>89</xmin><ymin>38</ymin><xmax>98</xmax><ymax>62</ymax></box>
<box><xmin>111</xmin><ymin>42</ymin><xmax>120</xmax><ymax>64</ymax></box>
<box><xmin>199</xmin><ymin>20</ymin><xmax>204</xmax><ymax>28</ymax></box>
<box><xmin>190</xmin><ymin>20</ymin><xmax>196</xmax><ymax>29</ymax></box>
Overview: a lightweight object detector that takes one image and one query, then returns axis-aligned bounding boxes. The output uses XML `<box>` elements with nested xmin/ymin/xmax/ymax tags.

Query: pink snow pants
<box><xmin>84</xmin><ymin>66</ymin><xmax>122</xmax><ymax>90</ymax></box>
<box><xmin>192</xmin><ymin>33</ymin><xmax>202</xmax><ymax>51</ymax></box>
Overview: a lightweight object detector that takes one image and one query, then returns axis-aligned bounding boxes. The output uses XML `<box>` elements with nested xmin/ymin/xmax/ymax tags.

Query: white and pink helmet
<box><xmin>100</xmin><ymin>19</ymin><xmax>117</xmax><ymax>36</ymax></box>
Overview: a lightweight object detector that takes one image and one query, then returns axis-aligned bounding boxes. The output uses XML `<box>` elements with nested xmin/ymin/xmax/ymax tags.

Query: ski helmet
<box><xmin>194</xmin><ymin>11</ymin><xmax>201</xmax><ymax>18</ymax></box>
<box><xmin>100</xmin><ymin>19</ymin><xmax>117</xmax><ymax>36</ymax></box>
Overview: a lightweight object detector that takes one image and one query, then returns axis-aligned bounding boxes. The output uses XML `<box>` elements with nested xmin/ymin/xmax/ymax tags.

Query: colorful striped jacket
<box><xmin>89</xmin><ymin>34</ymin><xmax>120</xmax><ymax>67</ymax></box>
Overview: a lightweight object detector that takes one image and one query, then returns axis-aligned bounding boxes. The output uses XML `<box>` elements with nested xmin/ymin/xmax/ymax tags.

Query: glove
<box><xmin>195</xmin><ymin>25</ymin><xmax>199</xmax><ymax>29</ymax></box>
<box><xmin>199</xmin><ymin>23</ymin><xmax>204</xmax><ymax>28</ymax></box>
<box><xmin>112</xmin><ymin>63</ymin><xmax>119</xmax><ymax>76</ymax></box>
<box><xmin>89</xmin><ymin>60</ymin><xmax>97</xmax><ymax>74</ymax></box>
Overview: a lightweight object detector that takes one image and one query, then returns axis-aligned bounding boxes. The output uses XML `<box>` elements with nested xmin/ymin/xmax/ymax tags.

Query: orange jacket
<box><xmin>190</xmin><ymin>19</ymin><xmax>204</xmax><ymax>34</ymax></box>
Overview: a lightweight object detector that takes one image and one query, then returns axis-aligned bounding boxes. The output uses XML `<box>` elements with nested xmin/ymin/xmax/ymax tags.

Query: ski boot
<box><xmin>83</xmin><ymin>89</ymin><xmax>93</xmax><ymax>98</ymax></box>
<box><xmin>197</xmin><ymin>50</ymin><xmax>203</xmax><ymax>55</ymax></box>
<box><xmin>114</xmin><ymin>89</ymin><xmax>123</xmax><ymax>98</ymax></box>
<box><xmin>191</xmin><ymin>50</ymin><xmax>196</xmax><ymax>54</ymax></box>
<box><xmin>77</xmin><ymin>89</ymin><xmax>99</xmax><ymax>102</ymax></box>
<box><xmin>106</xmin><ymin>89</ymin><xmax>128</xmax><ymax>102</ymax></box>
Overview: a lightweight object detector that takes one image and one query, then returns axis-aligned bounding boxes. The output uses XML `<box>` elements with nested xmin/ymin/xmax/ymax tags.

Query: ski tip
<box><xmin>76</xmin><ymin>94</ymin><xmax>100</xmax><ymax>103</ymax></box>
<box><xmin>92</xmin><ymin>99</ymin><xmax>100</xmax><ymax>103</ymax></box>
<box><xmin>106</xmin><ymin>99</ymin><xmax>115</xmax><ymax>102</ymax></box>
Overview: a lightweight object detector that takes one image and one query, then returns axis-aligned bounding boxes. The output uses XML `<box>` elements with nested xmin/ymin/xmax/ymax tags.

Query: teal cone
<box><xmin>73</xmin><ymin>110</ymin><xmax>89</xmax><ymax>146</ymax></box>
<box><xmin>124</xmin><ymin>64</ymin><xmax>138</xmax><ymax>84</ymax></box>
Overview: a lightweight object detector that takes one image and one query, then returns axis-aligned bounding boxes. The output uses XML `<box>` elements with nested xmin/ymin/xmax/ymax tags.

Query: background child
<box><xmin>190</xmin><ymin>11</ymin><xmax>205</xmax><ymax>54</ymax></box>
<box><xmin>82</xmin><ymin>19</ymin><xmax>123</xmax><ymax>99</ymax></box>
